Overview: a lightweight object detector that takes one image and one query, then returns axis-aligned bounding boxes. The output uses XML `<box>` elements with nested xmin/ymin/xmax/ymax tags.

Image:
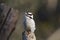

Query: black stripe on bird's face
<box><xmin>25</xmin><ymin>12</ymin><xmax>33</xmax><ymax>19</ymax></box>
<box><xmin>29</xmin><ymin>17</ymin><xmax>32</xmax><ymax>19</ymax></box>
<box><xmin>28</xmin><ymin>14</ymin><xmax>33</xmax><ymax>19</ymax></box>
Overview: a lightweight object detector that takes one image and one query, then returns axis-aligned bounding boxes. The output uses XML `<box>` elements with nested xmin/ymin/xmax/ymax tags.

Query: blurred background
<box><xmin>0</xmin><ymin>0</ymin><xmax>60</xmax><ymax>40</ymax></box>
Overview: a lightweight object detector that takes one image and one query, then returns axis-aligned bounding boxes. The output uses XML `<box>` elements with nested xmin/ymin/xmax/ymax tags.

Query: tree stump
<box><xmin>0</xmin><ymin>3</ymin><xmax>19</xmax><ymax>40</ymax></box>
<box><xmin>22</xmin><ymin>31</ymin><xmax>36</xmax><ymax>40</ymax></box>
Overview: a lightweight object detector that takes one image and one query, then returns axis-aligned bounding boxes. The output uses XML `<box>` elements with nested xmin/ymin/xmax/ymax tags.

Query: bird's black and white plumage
<box><xmin>23</xmin><ymin>12</ymin><xmax>36</xmax><ymax>33</ymax></box>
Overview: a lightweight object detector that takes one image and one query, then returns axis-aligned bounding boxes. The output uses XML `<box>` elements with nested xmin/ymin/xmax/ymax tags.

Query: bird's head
<box><xmin>25</xmin><ymin>12</ymin><xmax>33</xmax><ymax>19</ymax></box>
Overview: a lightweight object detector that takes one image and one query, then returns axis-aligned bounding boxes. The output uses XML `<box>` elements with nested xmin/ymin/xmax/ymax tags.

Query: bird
<box><xmin>23</xmin><ymin>12</ymin><xmax>36</xmax><ymax>33</ymax></box>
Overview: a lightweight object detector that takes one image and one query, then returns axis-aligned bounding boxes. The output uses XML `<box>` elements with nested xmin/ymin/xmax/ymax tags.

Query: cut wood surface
<box><xmin>22</xmin><ymin>31</ymin><xmax>36</xmax><ymax>40</ymax></box>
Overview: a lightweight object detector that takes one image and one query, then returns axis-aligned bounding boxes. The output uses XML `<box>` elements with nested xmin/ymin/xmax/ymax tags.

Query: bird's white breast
<box><xmin>25</xmin><ymin>16</ymin><xmax>36</xmax><ymax>32</ymax></box>
<box><xmin>26</xmin><ymin>16</ymin><xmax>35</xmax><ymax>27</ymax></box>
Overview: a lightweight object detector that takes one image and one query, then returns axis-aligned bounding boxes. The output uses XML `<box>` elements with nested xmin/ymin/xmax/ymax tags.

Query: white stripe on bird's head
<box><xmin>25</xmin><ymin>12</ymin><xmax>33</xmax><ymax>19</ymax></box>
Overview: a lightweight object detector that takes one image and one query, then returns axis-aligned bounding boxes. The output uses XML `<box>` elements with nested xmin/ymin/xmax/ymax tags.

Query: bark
<box><xmin>0</xmin><ymin>3</ymin><xmax>18</xmax><ymax>40</ymax></box>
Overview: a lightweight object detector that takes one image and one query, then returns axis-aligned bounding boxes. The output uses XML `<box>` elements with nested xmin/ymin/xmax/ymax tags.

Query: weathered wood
<box><xmin>0</xmin><ymin>3</ymin><xmax>18</xmax><ymax>40</ymax></box>
<box><xmin>0</xmin><ymin>3</ymin><xmax>10</xmax><ymax>29</ymax></box>
<box><xmin>22</xmin><ymin>31</ymin><xmax>36</xmax><ymax>40</ymax></box>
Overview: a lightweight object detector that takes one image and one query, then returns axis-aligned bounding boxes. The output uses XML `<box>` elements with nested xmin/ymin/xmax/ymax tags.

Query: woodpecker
<box><xmin>23</xmin><ymin>12</ymin><xmax>36</xmax><ymax>33</ymax></box>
